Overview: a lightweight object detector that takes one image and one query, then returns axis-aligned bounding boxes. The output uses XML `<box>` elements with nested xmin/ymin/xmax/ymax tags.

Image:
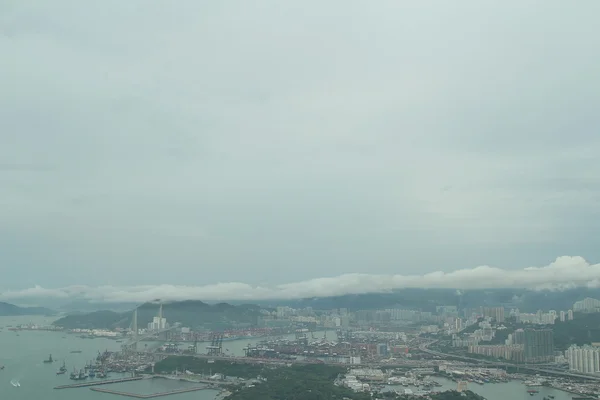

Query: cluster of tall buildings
<box><xmin>467</xmin><ymin>328</ymin><xmax>554</xmax><ymax>363</ymax></box>
<box><xmin>452</xmin><ymin>319</ymin><xmax>494</xmax><ymax>347</ymax></box>
<box><xmin>573</xmin><ymin>298</ymin><xmax>600</xmax><ymax>313</ymax></box>
<box><xmin>452</xmin><ymin>335</ymin><xmax>479</xmax><ymax>347</ymax></box>
<box><xmin>481</xmin><ymin>307</ymin><xmax>505</xmax><ymax>323</ymax></box>
<box><xmin>506</xmin><ymin>328</ymin><xmax>555</xmax><ymax>362</ymax></box>
<box><xmin>261</xmin><ymin>306</ymin><xmax>347</xmax><ymax>329</ymax></box>
<box><xmin>468</xmin><ymin>344</ymin><xmax>525</xmax><ymax>362</ymax></box>
<box><xmin>566</xmin><ymin>345</ymin><xmax>600</xmax><ymax>374</ymax></box>
<box><xmin>559</xmin><ymin>309</ymin><xmax>574</xmax><ymax>322</ymax></box>
<box><xmin>147</xmin><ymin>316</ymin><xmax>167</xmax><ymax>331</ymax></box>
<box><xmin>382</xmin><ymin>309</ymin><xmax>436</xmax><ymax>322</ymax></box>
<box><xmin>509</xmin><ymin>308</ymin><xmax>573</xmax><ymax>324</ymax></box>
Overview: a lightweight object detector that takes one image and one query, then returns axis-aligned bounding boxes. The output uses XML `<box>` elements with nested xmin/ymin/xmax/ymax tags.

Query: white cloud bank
<box><xmin>1</xmin><ymin>256</ymin><xmax>597</xmax><ymax>304</ymax></box>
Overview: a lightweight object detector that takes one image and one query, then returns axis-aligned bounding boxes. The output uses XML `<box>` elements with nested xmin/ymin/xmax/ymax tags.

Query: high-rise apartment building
<box><xmin>513</xmin><ymin>329</ymin><xmax>525</xmax><ymax>345</ymax></box>
<box><xmin>523</xmin><ymin>329</ymin><xmax>554</xmax><ymax>363</ymax></box>
<box><xmin>455</xmin><ymin>317</ymin><xmax>463</xmax><ymax>332</ymax></box>
<box><xmin>147</xmin><ymin>316</ymin><xmax>167</xmax><ymax>331</ymax></box>
<box><xmin>566</xmin><ymin>345</ymin><xmax>600</xmax><ymax>374</ymax></box>
<box><xmin>468</xmin><ymin>344</ymin><xmax>524</xmax><ymax>363</ymax></box>
<box><xmin>481</xmin><ymin>307</ymin><xmax>505</xmax><ymax>323</ymax></box>
<box><xmin>573</xmin><ymin>298</ymin><xmax>600</xmax><ymax>313</ymax></box>
<box><xmin>559</xmin><ymin>311</ymin><xmax>566</xmax><ymax>322</ymax></box>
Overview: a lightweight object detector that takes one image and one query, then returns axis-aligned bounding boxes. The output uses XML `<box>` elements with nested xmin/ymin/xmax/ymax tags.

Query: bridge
<box><xmin>123</xmin><ymin>326</ymin><xmax>179</xmax><ymax>351</ymax></box>
<box><xmin>122</xmin><ymin>303</ymin><xmax>179</xmax><ymax>352</ymax></box>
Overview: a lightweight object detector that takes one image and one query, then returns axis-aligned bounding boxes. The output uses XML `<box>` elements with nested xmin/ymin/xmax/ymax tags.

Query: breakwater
<box><xmin>54</xmin><ymin>376</ymin><xmax>144</xmax><ymax>389</ymax></box>
<box><xmin>89</xmin><ymin>386</ymin><xmax>209</xmax><ymax>398</ymax></box>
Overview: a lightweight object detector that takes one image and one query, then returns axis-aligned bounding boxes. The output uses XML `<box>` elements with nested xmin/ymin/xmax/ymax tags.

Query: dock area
<box><xmin>54</xmin><ymin>376</ymin><xmax>144</xmax><ymax>389</ymax></box>
<box><xmin>89</xmin><ymin>386</ymin><xmax>209</xmax><ymax>398</ymax></box>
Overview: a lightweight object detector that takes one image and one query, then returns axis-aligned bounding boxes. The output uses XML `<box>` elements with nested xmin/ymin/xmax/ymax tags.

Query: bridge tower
<box><xmin>121</xmin><ymin>307</ymin><xmax>139</xmax><ymax>353</ymax></box>
<box><xmin>130</xmin><ymin>308</ymin><xmax>138</xmax><ymax>351</ymax></box>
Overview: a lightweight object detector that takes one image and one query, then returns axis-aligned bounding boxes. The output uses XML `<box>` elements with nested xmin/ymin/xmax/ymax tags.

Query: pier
<box><xmin>54</xmin><ymin>376</ymin><xmax>144</xmax><ymax>389</ymax></box>
<box><xmin>90</xmin><ymin>386</ymin><xmax>209</xmax><ymax>398</ymax></box>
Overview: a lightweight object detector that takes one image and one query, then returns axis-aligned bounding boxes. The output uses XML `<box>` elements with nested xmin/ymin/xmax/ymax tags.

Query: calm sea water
<box><xmin>433</xmin><ymin>377</ymin><xmax>575</xmax><ymax>400</ymax></box>
<box><xmin>0</xmin><ymin>316</ymin><xmax>576</xmax><ymax>400</ymax></box>
<box><xmin>0</xmin><ymin>316</ymin><xmax>218</xmax><ymax>400</ymax></box>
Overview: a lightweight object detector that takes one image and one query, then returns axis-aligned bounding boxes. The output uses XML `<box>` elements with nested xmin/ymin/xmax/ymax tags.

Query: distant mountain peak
<box><xmin>0</xmin><ymin>301</ymin><xmax>54</xmax><ymax>316</ymax></box>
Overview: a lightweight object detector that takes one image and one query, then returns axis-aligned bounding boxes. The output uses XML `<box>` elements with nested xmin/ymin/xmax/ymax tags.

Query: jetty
<box><xmin>54</xmin><ymin>376</ymin><xmax>143</xmax><ymax>389</ymax></box>
<box><xmin>90</xmin><ymin>386</ymin><xmax>209</xmax><ymax>398</ymax></box>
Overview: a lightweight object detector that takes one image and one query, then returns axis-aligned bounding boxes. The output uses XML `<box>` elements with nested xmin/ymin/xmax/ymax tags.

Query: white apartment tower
<box><xmin>455</xmin><ymin>318</ymin><xmax>463</xmax><ymax>332</ymax></box>
<box><xmin>566</xmin><ymin>345</ymin><xmax>600</xmax><ymax>374</ymax></box>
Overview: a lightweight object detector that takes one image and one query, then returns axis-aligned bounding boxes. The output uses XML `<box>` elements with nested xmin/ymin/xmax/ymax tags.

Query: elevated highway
<box><xmin>418</xmin><ymin>341</ymin><xmax>600</xmax><ymax>381</ymax></box>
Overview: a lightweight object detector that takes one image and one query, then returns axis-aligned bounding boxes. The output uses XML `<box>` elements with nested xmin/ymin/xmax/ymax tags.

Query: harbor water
<box><xmin>429</xmin><ymin>377</ymin><xmax>576</xmax><ymax>400</ymax></box>
<box><xmin>0</xmin><ymin>316</ymin><xmax>218</xmax><ymax>400</ymax></box>
<box><xmin>384</xmin><ymin>379</ymin><xmax>576</xmax><ymax>400</ymax></box>
<box><xmin>0</xmin><ymin>316</ymin><xmax>578</xmax><ymax>400</ymax></box>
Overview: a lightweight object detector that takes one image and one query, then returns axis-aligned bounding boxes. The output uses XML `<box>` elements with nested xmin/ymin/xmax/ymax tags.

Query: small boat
<box><xmin>71</xmin><ymin>369</ymin><xmax>87</xmax><ymax>380</ymax></box>
<box><xmin>43</xmin><ymin>354</ymin><xmax>54</xmax><ymax>363</ymax></box>
<box><xmin>56</xmin><ymin>361</ymin><xmax>67</xmax><ymax>374</ymax></box>
<box><xmin>70</xmin><ymin>350</ymin><xmax>82</xmax><ymax>353</ymax></box>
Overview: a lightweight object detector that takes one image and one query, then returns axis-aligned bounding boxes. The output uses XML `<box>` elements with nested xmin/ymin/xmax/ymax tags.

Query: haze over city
<box><xmin>2</xmin><ymin>1</ymin><xmax>600</xmax><ymax>299</ymax></box>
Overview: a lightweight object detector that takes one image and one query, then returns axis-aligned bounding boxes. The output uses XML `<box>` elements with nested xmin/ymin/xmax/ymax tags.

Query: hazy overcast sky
<box><xmin>1</xmin><ymin>1</ymin><xmax>600</xmax><ymax>295</ymax></box>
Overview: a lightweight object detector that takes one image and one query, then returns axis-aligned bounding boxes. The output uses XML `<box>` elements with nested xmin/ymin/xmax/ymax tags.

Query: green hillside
<box><xmin>53</xmin><ymin>300</ymin><xmax>260</xmax><ymax>330</ymax></box>
<box><xmin>0</xmin><ymin>301</ymin><xmax>54</xmax><ymax>316</ymax></box>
